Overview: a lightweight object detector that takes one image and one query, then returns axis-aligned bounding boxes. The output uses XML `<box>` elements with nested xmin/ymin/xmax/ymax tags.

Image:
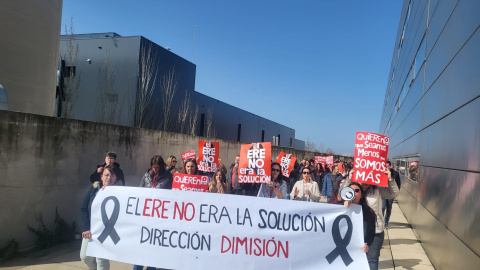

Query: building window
<box><xmin>278</xmin><ymin>134</ymin><xmax>281</xmax><ymax>146</ymax></box>
<box><xmin>290</xmin><ymin>138</ymin><xmax>294</xmax><ymax>148</ymax></box>
<box><xmin>394</xmin><ymin>155</ymin><xmax>420</xmax><ymax>183</ymax></box>
<box><xmin>65</xmin><ymin>66</ymin><xmax>76</xmax><ymax>78</ymax></box>
<box><xmin>261</xmin><ymin>130</ymin><xmax>265</xmax><ymax>142</ymax></box>
<box><xmin>413</xmin><ymin>35</ymin><xmax>426</xmax><ymax>79</ymax></box>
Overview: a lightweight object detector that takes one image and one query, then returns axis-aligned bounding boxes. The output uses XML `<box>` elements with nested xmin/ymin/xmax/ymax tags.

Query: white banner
<box><xmin>86</xmin><ymin>187</ymin><xmax>368</xmax><ymax>269</ymax></box>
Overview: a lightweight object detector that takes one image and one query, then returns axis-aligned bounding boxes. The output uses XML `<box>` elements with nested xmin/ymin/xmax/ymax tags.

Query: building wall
<box><xmin>0</xmin><ymin>0</ymin><xmax>63</xmax><ymax>116</ymax></box>
<box><xmin>59</xmin><ymin>35</ymin><xmax>141</xmax><ymax>126</ymax></box>
<box><xmin>59</xmin><ymin>34</ymin><xmax>297</xmax><ymax>147</ymax></box>
<box><xmin>379</xmin><ymin>1</ymin><xmax>480</xmax><ymax>269</ymax></box>
<box><xmin>193</xmin><ymin>92</ymin><xmax>296</xmax><ymax>147</ymax></box>
<box><xmin>0</xmin><ymin>110</ymin><xmax>310</xmax><ymax>249</ymax></box>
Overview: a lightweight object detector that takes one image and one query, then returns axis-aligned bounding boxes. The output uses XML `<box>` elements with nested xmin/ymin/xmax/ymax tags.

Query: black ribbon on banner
<box><xmin>97</xmin><ymin>196</ymin><xmax>120</xmax><ymax>245</ymax></box>
<box><xmin>326</xmin><ymin>214</ymin><xmax>353</xmax><ymax>266</ymax></box>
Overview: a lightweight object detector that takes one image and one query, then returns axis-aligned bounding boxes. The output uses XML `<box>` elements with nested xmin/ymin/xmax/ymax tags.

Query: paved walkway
<box><xmin>0</xmin><ymin>201</ymin><xmax>434</xmax><ymax>269</ymax></box>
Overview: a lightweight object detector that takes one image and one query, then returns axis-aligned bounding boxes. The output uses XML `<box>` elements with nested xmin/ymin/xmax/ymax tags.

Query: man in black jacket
<box><xmin>90</xmin><ymin>151</ymin><xmax>125</xmax><ymax>186</ymax></box>
<box><xmin>382</xmin><ymin>160</ymin><xmax>401</xmax><ymax>228</ymax></box>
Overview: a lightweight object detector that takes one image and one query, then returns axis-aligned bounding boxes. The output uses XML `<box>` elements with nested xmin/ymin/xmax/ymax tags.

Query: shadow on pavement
<box><xmin>389</xmin><ymin>238</ymin><xmax>420</xmax><ymax>246</ymax></box>
<box><xmin>0</xmin><ymin>240</ymin><xmax>82</xmax><ymax>268</ymax></box>
<box><xmin>393</xmin><ymin>258</ymin><xmax>424</xmax><ymax>270</ymax></box>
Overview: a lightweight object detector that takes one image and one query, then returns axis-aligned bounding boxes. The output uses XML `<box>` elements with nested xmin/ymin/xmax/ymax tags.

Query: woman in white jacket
<box><xmin>290</xmin><ymin>166</ymin><xmax>321</xmax><ymax>202</ymax></box>
<box><xmin>346</xmin><ymin>169</ymin><xmax>399</xmax><ymax>270</ymax></box>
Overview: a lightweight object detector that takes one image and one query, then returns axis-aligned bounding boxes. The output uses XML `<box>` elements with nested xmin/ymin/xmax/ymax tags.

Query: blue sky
<box><xmin>61</xmin><ymin>0</ymin><xmax>403</xmax><ymax>155</ymax></box>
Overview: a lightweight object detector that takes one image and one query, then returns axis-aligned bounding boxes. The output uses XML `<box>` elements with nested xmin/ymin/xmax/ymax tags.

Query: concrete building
<box><xmin>0</xmin><ymin>0</ymin><xmax>63</xmax><ymax>116</ymax></box>
<box><xmin>379</xmin><ymin>0</ymin><xmax>480</xmax><ymax>269</ymax></box>
<box><xmin>58</xmin><ymin>33</ymin><xmax>298</xmax><ymax>148</ymax></box>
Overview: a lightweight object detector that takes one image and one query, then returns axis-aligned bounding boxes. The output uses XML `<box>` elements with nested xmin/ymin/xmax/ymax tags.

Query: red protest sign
<box><xmin>352</xmin><ymin>132</ymin><xmax>390</xmax><ymax>187</ymax></box>
<box><xmin>181</xmin><ymin>150</ymin><xmax>196</xmax><ymax>161</ymax></box>
<box><xmin>315</xmin><ymin>156</ymin><xmax>326</xmax><ymax>168</ymax></box>
<box><xmin>276</xmin><ymin>152</ymin><xmax>296</xmax><ymax>177</ymax></box>
<box><xmin>239</xmin><ymin>142</ymin><xmax>271</xmax><ymax>183</ymax></box>
<box><xmin>198</xmin><ymin>141</ymin><xmax>219</xmax><ymax>172</ymax></box>
<box><xmin>326</xmin><ymin>156</ymin><xmax>334</xmax><ymax>167</ymax></box>
<box><xmin>172</xmin><ymin>173</ymin><xmax>209</xmax><ymax>192</ymax></box>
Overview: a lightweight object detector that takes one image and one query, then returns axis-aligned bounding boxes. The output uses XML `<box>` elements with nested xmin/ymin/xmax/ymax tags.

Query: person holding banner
<box><xmin>290</xmin><ymin>167</ymin><xmax>321</xmax><ymax>202</ymax></box>
<box><xmin>257</xmin><ymin>162</ymin><xmax>287</xmax><ymax>199</ymax></box>
<box><xmin>80</xmin><ymin>165</ymin><xmax>123</xmax><ymax>270</ymax></box>
<box><xmin>135</xmin><ymin>156</ymin><xmax>173</xmax><ymax>270</ymax></box>
<box><xmin>346</xmin><ymin>169</ymin><xmax>399</xmax><ymax>270</ymax></box>
<box><xmin>344</xmin><ymin>182</ymin><xmax>376</xmax><ymax>254</ymax></box>
<box><xmin>138</xmin><ymin>155</ymin><xmax>173</xmax><ymax>189</ymax></box>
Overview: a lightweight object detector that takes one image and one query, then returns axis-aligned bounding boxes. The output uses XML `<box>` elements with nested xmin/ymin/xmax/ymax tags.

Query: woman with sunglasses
<box><xmin>290</xmin><ymin>167</ymin><xmax>321</xmax><ymax>202</ymax></box>
<box><xmin>344</xmin><ymin>182</ymin><xmax>376</xmax><ymax>255</ymax></box>
<box><xmin>346</xmin><ymin>169</ymin><xmax>399</xmax><ymax>270</ymax></box>
<box><xmin>257</xmin><ymin>162</ymin><xmax>287</xmax><ymax>199</ymax></box>
<box><xmin>166</xmin><ymin>155</ymin><xmax>178</xmax><ymax>174</ymax></box>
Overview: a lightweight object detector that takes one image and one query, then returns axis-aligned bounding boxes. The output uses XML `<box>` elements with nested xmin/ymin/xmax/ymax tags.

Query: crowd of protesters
<box><xmin>80</xmin><ymin>151</ymin><xmax>399</xmax><ymax>270</ymax></box>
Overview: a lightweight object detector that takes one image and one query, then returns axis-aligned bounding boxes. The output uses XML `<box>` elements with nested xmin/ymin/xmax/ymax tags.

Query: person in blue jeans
<box><xmin>382</xmin><ymin>161</ymin><xmax>401</xmax><ymax>229</ymax></box>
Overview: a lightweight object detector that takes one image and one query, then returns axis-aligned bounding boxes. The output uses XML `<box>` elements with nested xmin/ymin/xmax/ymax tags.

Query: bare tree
<box><xmin>317</xmin><ymin>142</ymin><xmax>325</xmax><ymax>153</ymax></box>
<box><xmin>96</xmin><ymin>54</ymin><xmax>123</xmax><ymax>124</ymax></box>
<box><xmin>60</xmin><ymin>17</ymin><xmax>80</xmax><ymax>118</ymax></box>
<box><xmin>205</xmin><ymin>108</ymin><xmax>216</xmax><ymax>138</ymax></box>
<box><xmin>305</xmin><ymin>137</ymin><xmax>317</xmax><ymax>152</ymax></box>
<box><xmin>188</xmin><ymin>104</ymin><xmax>199</xmax><ymax>135</ymax></box>
<box><xmin>325</xmin><ymin>148</ymin><xmax>334</xmax><ymax>155</ymax></box>
<box><xmin>177</xmin><ymin>89</ymin><xmax>190</xmax><ymax>133</ymax></box>
<box><xmin>135</xmin><ymin>42</ymin><xmax>158</xmax><ymax>128</ymax></box>
<box><xmin>160</xmin><ymin>67</ymin><xmax>178</xmax><ymax>131</ymax></box>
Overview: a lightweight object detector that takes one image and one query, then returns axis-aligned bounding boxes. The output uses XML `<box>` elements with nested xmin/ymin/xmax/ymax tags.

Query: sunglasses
<box><xmin>353</xmin><ymin>188</ymin><xmax>361</xmax><ymax>193</ymax></box>
<box><xmin>271</xmin><ymin>168</ymin><xmax>281</xmax><ymax>172</ymax></box>
<box><xmin>302</xmin><ymin>172</ymin><xmax>310</xmax><ymax>174</ymax></box>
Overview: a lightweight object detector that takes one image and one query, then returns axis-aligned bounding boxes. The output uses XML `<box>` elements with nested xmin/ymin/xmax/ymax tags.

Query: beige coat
<box><xmin>290</xmin><ymin>179</ymin><xmax>321</xmax><ymax>202</ymax></box>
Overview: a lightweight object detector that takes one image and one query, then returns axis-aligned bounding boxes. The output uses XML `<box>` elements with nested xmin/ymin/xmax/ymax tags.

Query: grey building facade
<box><xmin>379</xmin><ymin>0</ymin><xmax>480</xmax><ymax>269</ymax></box>
<box><xmin>0</xmin><ymin>0</ymin><xmax>63</xmax><ymax>116</ymax></box>
<box><xmin>58</xmin><ymin>33</ymin><xmax>297</xmax><ymax>148</ymax></box>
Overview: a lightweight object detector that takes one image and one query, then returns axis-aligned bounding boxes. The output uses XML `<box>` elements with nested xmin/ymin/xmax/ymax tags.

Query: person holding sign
<box><xmin>346</xmin><ymin>169</ymin><xmax>399</xmax><ymax>270</ymax></box>
<box><xmin>344</xmin><ymin>182</ymin><xmax>376</xmax><ymax>254</ymax></box>
<box><xmin>80</xmin><ymin>166</ymin><xmax>123</xmax><ymax>270</ymax></box>
<box><xmin>257</xmin><ymin>162</ymin><xmax>287</xmax><ymax>199</ymax></box>
<box><xmin>290</xmin><ymin>167</ymin><xmax>321</xmax><ymax>202</ymax></box>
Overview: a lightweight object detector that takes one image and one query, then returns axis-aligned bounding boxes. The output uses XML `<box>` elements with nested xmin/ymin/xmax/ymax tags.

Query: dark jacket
<box><xmin>391</xmin><ymin>168</ymin><xmax>401</xmax><ymax>189</ymax></box>
<box><xmin>90</xmin><ymin>162</ymin><xmax>125</xmax><ymax>186</ymax></box>
<box><xmin>363</xmin><ymin>206</ymin><xmax>376</xmax><ymax>246</ymax></box>
<box><xmin>80</xmin><ymin>182</ymin><xmax>102</xmax><ymax>232</ymax></box>
<box><xmin>139</xmin><ymin>170</ymin><xmax>172</xmax><ymax>189</ymax></box>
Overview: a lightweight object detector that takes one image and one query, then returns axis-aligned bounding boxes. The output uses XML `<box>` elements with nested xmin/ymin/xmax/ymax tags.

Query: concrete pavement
<box><xmin>0</xmin><ymin>201</ymin><xmax>434</xmax><ymax>269</ymax></box>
